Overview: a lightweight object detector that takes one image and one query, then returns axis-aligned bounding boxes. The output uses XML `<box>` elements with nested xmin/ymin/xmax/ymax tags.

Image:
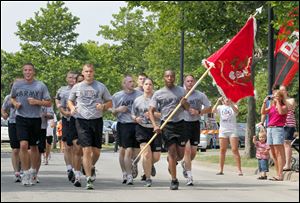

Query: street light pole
<box><xmin>180</xmin><ymin>4</ymin><xmax>184</xmax><ymax>87</ymax></box>
<box><xmin>268</xmin><ymin>5</ymin><xmax>274</xmax><ymax>94</ymax></box>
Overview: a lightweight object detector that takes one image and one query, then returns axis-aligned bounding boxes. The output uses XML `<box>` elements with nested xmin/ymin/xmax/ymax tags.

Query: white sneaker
<box><xmin>186</xmin><ymin>176</ymin><xmax>193</xmax><ymax>186</ymax></box>
<box><xmin>31</xmin><ymin>174</ymin><xmax>39</xmax><ymax>185</ymax></box>
<box><xmin>21</xmin><ymin>172</ymin><xmax>32</xmax><ymax>186</ymax></box>
<box><xmin>74</xmin><ymin>177</ymin><xmax>81</xmax><ymax>187</ymax></box>
<box><xmin>122</xmin><ymin>174</ymin><xmax>127</xmax><ymax>184</ymax></box>
<box><xmin>14</xmin><ymin>173</ymin><xmax>21</xmax><ymax>183</ymax></box>
<box><xmin>86</xmin><ymin>177</ymin><xmax>94</xmax><ymax>190</ymax></box>
<box><xmin>126</xmin><ymin>175</ymin><xmax>133</xmax><ymax>185</ymax></box>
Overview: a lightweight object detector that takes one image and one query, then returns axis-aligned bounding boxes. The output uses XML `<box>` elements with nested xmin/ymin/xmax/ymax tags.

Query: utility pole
<box><xmin>180</xmin><ymin>3</ymin><xmax>184</xmax><ymax>87</ymax></box>
<box><xmin>268</xmin><ymin>5</ymin><xmax>274</xmax><ymax>94</ymax></box>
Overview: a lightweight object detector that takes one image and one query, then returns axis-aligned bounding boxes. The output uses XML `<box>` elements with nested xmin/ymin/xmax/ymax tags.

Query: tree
<box><xmin>97</xmin><ymin>7</ymin><xmax>157</xmax><ymax>76</ymax></box>
<box><xmin>12</xmin><ymin>1</ymin><xmax>81</xmax><ymax>99</ymax></box>
<box><xmin>15</xmin><ymin>1</ymin><xmax>80</xmax><ymax>58</ymax></box>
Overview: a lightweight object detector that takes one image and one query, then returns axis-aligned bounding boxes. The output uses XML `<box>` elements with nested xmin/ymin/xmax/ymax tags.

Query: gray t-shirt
<box><xmin>184</xmin><ymin>90</ymin><xmax>211</xmax><ymax>122</ymax></box>
<box><xmin>41</xmin><ymin>106</ymin><xmax>55</xmax><ymax>129</ymax></box>
<box><xmin>10</xmin><ymin>79</ymin><xmax>51</xmax><ymax>118</ymax></box>
<box><xmin>132</xmin><ymin>94</ymin><xmax>160</xmax><ymax>128</ymax></box>
<box><xmin>112</xmin><ymin>90</ymin><xmax>143</xmax><ymax>123</ymax></box>
<box><xmin>68</xmin><ymin>80</ymin><xmax>112</xmax><ymax>120</ymax></box>
<box><xmin>2</xmin><ymin>94</ymin><xmax>16</xmax><ymax>123</ymax></box>
<box><xmin>150</xmin><ymin>86</ymin><xmax>186</xmax><ymax>122</ymax></box>
<box><xmin>56</xmin><ymin>85</ymin><xmax>73</xmax><ymax>119</ymax></box>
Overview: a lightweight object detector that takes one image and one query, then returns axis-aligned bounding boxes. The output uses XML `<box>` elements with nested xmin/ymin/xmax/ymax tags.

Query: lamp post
<box><xmin>268</xmin><ymin>5</ymin><xmax>274</xmax><ymax>94</ymax></box>
<box><xmin>180</xmin><ymin>3</ymin><xmax>184</xmax><ymax>87</ymax></box>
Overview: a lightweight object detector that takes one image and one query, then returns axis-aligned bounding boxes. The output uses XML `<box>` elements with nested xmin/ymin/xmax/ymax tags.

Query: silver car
<box><xmin>1</xmin><ymin>118</ymin><xmax>9</xmax><ymax>143</ymax></box>
<box><xmin>102</xmin><ymin>120</ymin><xmax>114</xmax><ymax>144</ymax></box>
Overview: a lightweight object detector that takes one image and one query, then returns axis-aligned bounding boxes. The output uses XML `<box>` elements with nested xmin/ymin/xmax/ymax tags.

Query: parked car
<box><xmin>102</xmin><ymin>120</ymin><xmax>114</xmax><ymax>144</ymax></box>
<box><xmin>1</xmin><ymin>118</ymin><xmax>9</xmax><ymax>143</ymax></box>
<box><xmin>198</xmin><ymin>118</ymin><xmax>219</xmax><ymax>152</ymax></box>
<box><xmin>198</xmin><ymin>120</ymin><xmax>246</xmax><ymax>151</ymax></box>
<box><xmin>236</xmin><ymin>123</ymin><xmax>246</xmax><ymax>148</ymax></box>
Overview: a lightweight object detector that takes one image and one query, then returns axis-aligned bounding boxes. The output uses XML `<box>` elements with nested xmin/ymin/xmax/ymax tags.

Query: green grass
<box><xmin>196</xmin><ymin>154</ymin><xmax>258</xmax><ymax>168</ymax></box>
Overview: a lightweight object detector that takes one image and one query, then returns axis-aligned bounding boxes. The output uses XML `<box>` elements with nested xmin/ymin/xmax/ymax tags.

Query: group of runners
<box><xmin>3</xmin><ymin>62</ymin><xmax>244</xmax><ymax>191</ymax></box>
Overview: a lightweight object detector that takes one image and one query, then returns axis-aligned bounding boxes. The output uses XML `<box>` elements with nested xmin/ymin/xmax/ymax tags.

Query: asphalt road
<box><xmin>1</xmin><ymin>150</ymin><xmax>299</xmax><ymax>202</ymax></box>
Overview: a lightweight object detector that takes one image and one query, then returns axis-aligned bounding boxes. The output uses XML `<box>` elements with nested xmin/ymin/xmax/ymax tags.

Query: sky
<box><xmin>1</xmin><ymin>1</ymin><xmax>127</xmax><ymax>53</ymax></box>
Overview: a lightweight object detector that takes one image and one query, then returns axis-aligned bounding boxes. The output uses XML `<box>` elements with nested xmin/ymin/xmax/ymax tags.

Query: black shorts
<box><xmin>162</xmin><ymin>120</ymin><xmax>187</xmax><ymax>148</ymax></box>
<box><xmin>46</xmin><ymin>136</ymin><xmax>53</xmax><ymax>145</ymax></box>
<box><xmin>62</xmin><ymin>117</ymin><xmax>78</xmax><ymax>146</ymax></box>
<box><xmin>184</xmin><ymin>121</ymin><xmax>200</xmax><ymax>146</ymax></box>
<box><xmin>38</xmin><ymin>129</ymin><xmax>47</xmax><ymax>153</ymax></box>
<box><xmin>8</xmin><ymin>122</ymin><xmax>19</xmax><ymax>149</ymax></box>
<box><xmin>76</xmin><ymin>118</ymin><xmax>103</xmax><ymax>149</ymax></box>
<box><xmin>16</xmin><ymin>116</ymin><xmax>41</xmax><ymax>146</ymax></box>
<box><xmin>117</xmin><ymin>123</ymin><xmax>139</xmax><ymax>148</ymax></box>
<box><xmin>283</xmin><ymin>126</ymin><xmax>296</xmax><ymax>141</ymax></box>
<box><xmin>135</xmin><ymin>124</ymin><xmax>162</xmax><ymax>152</ymax></box>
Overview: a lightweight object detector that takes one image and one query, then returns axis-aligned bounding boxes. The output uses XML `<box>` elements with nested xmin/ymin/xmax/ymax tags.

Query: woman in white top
<box><xmin>212</xmin><ymin>97</ymin><xmax>243</xmax><ymax>176</ymax></box>
<box><xmin>44</xmin><ymin>113</ymin><xmax>57</xmax><ymax>165</ymax></box>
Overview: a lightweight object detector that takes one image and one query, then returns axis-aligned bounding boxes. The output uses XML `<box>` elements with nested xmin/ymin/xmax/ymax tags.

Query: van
<box><xmin>198</xmin><ymin>116</ymin><xmax>219</xmax><ymax>152</ymax></box>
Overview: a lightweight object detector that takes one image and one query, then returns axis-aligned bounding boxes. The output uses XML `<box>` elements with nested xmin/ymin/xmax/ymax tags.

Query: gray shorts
<box><xmin>267</xmin><ymin>127</ymin><xmax>284</xmax><ymax>145</ymax></box>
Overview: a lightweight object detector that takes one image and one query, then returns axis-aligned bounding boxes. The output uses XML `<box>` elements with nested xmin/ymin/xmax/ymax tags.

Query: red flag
<box><xmin>273</xmin><ymin>11</ymin><xmax>299</xmax><ymax>87</ymax></box>
<box><xmin>203</xmin><ymin>17</ymin><xmax>255</xmax><ymax>103</ymax></box>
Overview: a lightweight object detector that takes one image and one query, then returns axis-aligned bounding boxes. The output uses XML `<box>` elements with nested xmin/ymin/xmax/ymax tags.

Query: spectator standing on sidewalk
<box><xmin>212</xmin><ymin>96</ymin><xmax>243</xmax><ymax>176</ymax></box>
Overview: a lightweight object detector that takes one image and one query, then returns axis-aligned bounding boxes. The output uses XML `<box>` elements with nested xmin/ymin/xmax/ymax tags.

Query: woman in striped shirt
<box><xmin>280</xmin><ymin>85</ymin><xmax>297</xmax><ymax>171</ymax></box>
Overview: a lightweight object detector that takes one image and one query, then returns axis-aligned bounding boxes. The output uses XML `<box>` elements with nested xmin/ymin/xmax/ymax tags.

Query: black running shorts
<box><xmin>8</xmin><ymin>122</ymin><xmax>19</xmax><ymax>149</ymax></box>
<box><xmin>16</xmin><ymin>115</ymin><xmax>41</xmax><ymax>146</ymax></box>
<box><xmin>117</xmin><ymin>122</ymin><xmax>139</xmax><ymax>148</ymax></box>
<box><xmin>135</xmin><ymin>124</ymin><xmax>162</xmax><ymax>152</ymax></box>
<box><xmin>162</xmin><ymin>120</ymin><xmax>187</xmax><ymax>148</ymax></box>
<box><xmin>184</xmin><ymin>120</ymin><xmax>200</xmax><ymax>146</ymax></box>
<box><xmin>75</xmin><ymin>118</ymin><xmax>103</xmax><ymax>149</ymax></box>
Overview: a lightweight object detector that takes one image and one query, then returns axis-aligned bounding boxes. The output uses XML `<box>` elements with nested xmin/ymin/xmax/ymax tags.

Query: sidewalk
<box><xmin>195</xmin><ymin>149</ymin><xmax>299</xmax><ymax>182</ymax></box>
<box><xmin>195</xmin><ymin>159</ymin><xmax>299</xmax><ymax>182</ymax></box>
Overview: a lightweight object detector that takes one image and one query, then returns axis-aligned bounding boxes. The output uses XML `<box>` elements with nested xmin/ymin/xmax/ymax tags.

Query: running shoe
<box><xmin>86</xmin><ymin>177</ymin><xmax>94</xmax><ymax>190</ymax></box>
<box><xmin>122</xmin><ymin>174</ymin><xmax>127</xmax><ymax>184</ymax></box>
<box><xmin>74</xmin><ymin>177</ymin><xmax>82</xmax><ymax>187</ymax></box>
<box><xmin>186</xmin><ymin>176</ymin><xmax>193</xmax><ymax>186</ymax></box>
<box><xmin>21</xmin><ymin>172</ymin><xmax>32</xmax><ymax>186</ymax></box>
<box><xmin>31</xmin><ymin>171</ymin><xmax>38</xmax><ymax>185</ymax></box>
<box><xmin>68</xmin><ymin>169</ymin><xmax>75</xmax><ymax>183</ymax></box>
<box><xmin>14</xmin><ymin>173</ymin><xmax>21</xmax><ymax>183</ymax></box>
<box><xmin>170</xmin><ymin>179</ymin><xmax>179</xmax><ymax>190</ymax></box>
<box><xmin>144</xmin><ymin>179</ymin><xmax>152</xmax><ymax>187</ymax></box>
<box><xmin>126</xmin><ymin>175</ymin><xmax>133</xmax><ymax>185</ymax></box>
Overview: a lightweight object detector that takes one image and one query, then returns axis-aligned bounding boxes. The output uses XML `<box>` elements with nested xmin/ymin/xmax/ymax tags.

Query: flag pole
<box><xmin>133</xmin><ymin>65</ymin><xmax>214</xmax><ymax>165</ymax></box>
